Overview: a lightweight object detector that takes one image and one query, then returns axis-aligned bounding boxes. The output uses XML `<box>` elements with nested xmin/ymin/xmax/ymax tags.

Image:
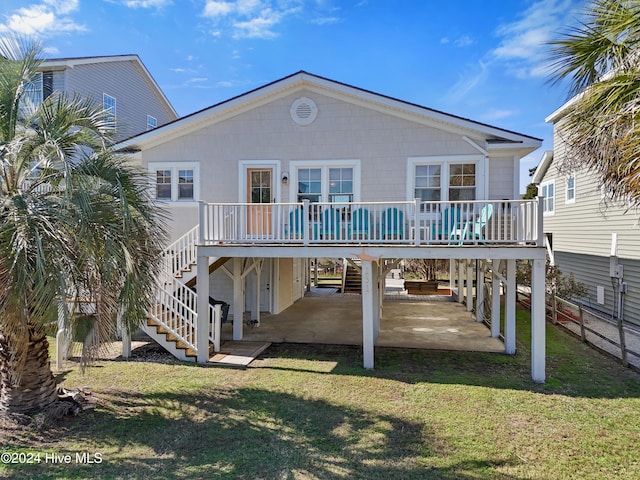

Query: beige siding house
<box><xmin>533</xmin><ymin>113</ymin><xmax>640</xmax><ymax>326</ymax></box>
<box><xmin>117</xmin><ymin>71</ymin><xmax>548</xmax><ymax>381</ymax></box>
<box><xmin>36</xmin><ymin>55</ymin><xmax>178</xmax><ymax>141</ymax></box>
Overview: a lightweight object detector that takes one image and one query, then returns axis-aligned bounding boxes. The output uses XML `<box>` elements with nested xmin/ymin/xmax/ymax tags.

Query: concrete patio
<box><xmin>221</xmin><ymin>285</ymin><xmax>505</xmax><ymax>354</ymax></box>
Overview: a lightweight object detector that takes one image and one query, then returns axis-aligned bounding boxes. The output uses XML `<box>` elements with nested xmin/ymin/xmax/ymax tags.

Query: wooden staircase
<box><xmin>342</xmin><ymin>258</ymin><xmax>363</xmax><ymax>293</ymax></box>
<box><xmin>142</xmin><ymin>226</ymin><xmax>227</xmax><ymax>362</ymax></box>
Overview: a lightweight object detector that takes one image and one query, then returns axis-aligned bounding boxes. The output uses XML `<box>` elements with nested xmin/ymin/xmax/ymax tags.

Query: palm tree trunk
<box><xmin>0</xmin><ymin>326</ymin><xmax>58</xmax><ymax>414</ymax></box>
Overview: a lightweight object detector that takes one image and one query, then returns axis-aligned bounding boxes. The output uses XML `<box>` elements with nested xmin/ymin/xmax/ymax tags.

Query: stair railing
<box><xmin>164</xmin><ymin>225</ymin><xmax>199</xmax><ymax>279</ymax></box>
<box><xmin>149</xmin><ymin>279</ymin><xmax>197</xmax><ymax>352</ymax></box>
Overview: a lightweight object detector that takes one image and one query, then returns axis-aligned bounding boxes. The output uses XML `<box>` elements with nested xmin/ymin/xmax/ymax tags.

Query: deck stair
<box><xmin>142</xmin><ymin>226</ymin><xmax>226</xmax><ymax>362</ymax></box>
<box><xmin>342</xmin><ymin>258</ymin><xmax>363</xmax><ymax>293</ymax></box>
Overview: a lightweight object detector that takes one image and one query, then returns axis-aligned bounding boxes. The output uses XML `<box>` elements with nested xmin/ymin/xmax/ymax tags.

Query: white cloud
<box><xmin>121</xmin><ymin>0</ymin><xmax>172</xmax><ymax>7</ymax></box>
<box><xmin>492</xmin><ymin>0</ymin><xmax>580</xmax><ymax>78</ymax></box>
<box><xmin>481</xmin><ymin>109</ymin><xmax>519</xmax><ymax>121</ymax></box>
<box><xmin>203</xmin><ymin>1</ymin><xmax>235</xmax><ymax>17</ymax></box>
<box><xmin>454</xmin><ymin>35</ymin><xmax>474</xmax><ymax>48</ymax></box>
<box><xmin>0</xmin><ymin>1</ymin><xmax>85</xmax><ymax>36</ymax></box>
<box><xmin>311</xmin><ymin>16</ymin><xmax>340</xmax><ymax>25</ymax></box>
<box><xmin>446</xmin><ymin>60</ymin><xmax>490</xmax><ymax>103</ymax></box>
<box><xmin>201</xmin><ymin>0</ymin><xmax>329</xmax><ymax>40</ymax></box>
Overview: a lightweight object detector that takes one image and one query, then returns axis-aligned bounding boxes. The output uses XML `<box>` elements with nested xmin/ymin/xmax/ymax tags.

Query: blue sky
<box><xmin>1</xmin><ymin>0</ymin><xmax>587</xmax><ymax>191</ymax></box>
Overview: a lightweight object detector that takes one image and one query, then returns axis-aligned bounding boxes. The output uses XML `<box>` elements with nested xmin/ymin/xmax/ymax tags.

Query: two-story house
<box><xmin>116</xmin><ymin>71</ymin><xmax>548</xmax><ymax>382</ymax></box>
<box><xmin>27</xmin><ymin>54</ymin><xmax>177</xmax><ymax>141</ymax></box>
<box><xmin>533</xmin><ymin>104</ymin><xmax>640</xmax><ymax>328</ymax></box>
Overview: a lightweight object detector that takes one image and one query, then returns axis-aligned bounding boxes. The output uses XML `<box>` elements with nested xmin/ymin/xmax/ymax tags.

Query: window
<box><xmin>103</xmin><ymin>94</ymin><xmax>116</xmax><ymax>129</ymax></box>
<box><xmin>540</xmin><ymin>181</ymin><xmax>555</xmax><ymax>215</ymax></box>
<box><xmin>295</xmin><ymin>164</ymin><xmax>357</xmax><ymax>203</ymax></box>
<box><xmin>449</xmin><ymin>163</ymin><xmax>476</xmax><ymax>201</ymax></box>
<box><xmin>297</xmin><ymin>168</ymin><xmax>322</xmax><ymax>202</ymax></box>
<box><xmin>156</xmin><ymin>170</ymin><xmax>172</xmax><ymax>199</ymax></box>
<box><xmin>409</xmin><ymin>157</ymin><xmax>481</xmax><ymax>209</ymax></box>
<box><xmin>566</xmin><ymin>175</ymin><xmax>575</xmax><ymax>203</ymax></box>
<box><xmin>149</xmin><ymin>163</ymin><xmax>199</xmax><ymax>202</ymax></box>
<box><xmin>328</xmin><ymin>167</ymin><xmax>353</xmax><ymax>202</ymax></box>
<box><xmin>147</xmin><ymin>115</ymin><xmax>157</xmax><ymax>130</ymax></box>
<box><xmin>415</xmin><ymin>165</ymin><xmax>441</xmax><ymax>202</ymax></box>
<box><xmin>18</xmin><ymin>72</ymin><xmax>42</xmax><ymax>118</ymax></box>
<box><xmin>177</xmin><ymin>169</ymin><xmax>194</xmax><ymax>199</ymax></box>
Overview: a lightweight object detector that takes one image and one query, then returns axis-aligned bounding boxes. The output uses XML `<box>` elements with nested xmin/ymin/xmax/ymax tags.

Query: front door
<box><xmin>247</xmin><ymin>168</ymin><xmax>273</xmax><ymax>237</ymax></box>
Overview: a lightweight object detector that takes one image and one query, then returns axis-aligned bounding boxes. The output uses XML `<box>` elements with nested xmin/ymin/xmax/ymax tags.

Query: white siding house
<box><xmin>35</xmin><ymin>55</ymin><xmax>177</xmax><ymax>141</ymax></box>
<box><xmin>117</xmin><ymin>71</ymin><xmax>548</xmax><ymax>381</ymax></box>
<box><xmin>533</xmin><ymin>111</ymin><xmax>640</xmax><ymax>327</ymax></box>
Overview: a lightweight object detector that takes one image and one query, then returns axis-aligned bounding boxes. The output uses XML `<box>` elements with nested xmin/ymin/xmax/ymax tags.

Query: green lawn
<box><xmin>2</xmin><ymin>306</ymin><xmax>640</xmax><ymax>479</ymax></box>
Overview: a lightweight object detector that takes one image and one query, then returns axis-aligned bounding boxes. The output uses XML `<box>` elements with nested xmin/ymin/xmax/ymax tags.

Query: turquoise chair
<box><xmin>320</xmin><ymin>207</ymin><xmax>341</xmax><ymax>238</ymax></box>
<box><xmin>350</xmin><ymin>208</ymin><xmax>372</xmax><ymax>239</ymax></box>
<box><xmin>288</xmin><ymin>209</ymin><xmax>305</xmax><ymax>238</ymax></box>
<box><xmin>453</xmin><ymin>204</ymin><xmax>494</xmax><ymax>244</ymax></box>
<box><xmin>432</xmin><ymin>206</ymin><xmax>461</xmax><ymax>242</ymax></box>
<box><xmin>381</xmin><ymin>207</ymin><xmax>404</xmax><ymax>239</ymax></box>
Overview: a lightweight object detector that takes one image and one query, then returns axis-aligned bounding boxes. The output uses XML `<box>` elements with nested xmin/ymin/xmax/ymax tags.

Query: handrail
<box><xmin>199</xmin><ymin>199</ymin><xmax>541</xmax><ymax>246</ymax></box>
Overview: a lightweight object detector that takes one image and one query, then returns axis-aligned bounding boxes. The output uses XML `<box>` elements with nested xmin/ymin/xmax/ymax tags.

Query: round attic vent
<box><xmin>290</xmin><ymin>97</ymin><xmax>317</xmax><ymax>126</ymax></box>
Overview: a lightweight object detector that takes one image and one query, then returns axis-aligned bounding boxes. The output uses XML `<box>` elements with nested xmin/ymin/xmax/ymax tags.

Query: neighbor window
<box><xmin>540</xmin><ymin>181</ymin><xmax>555</xmax><ymax>214</ymax></box>
<box><xmin>150</xmin><ymin>163</ymin><xmax>199</xmax><ymax>202</ymax></box>
<box><xmin>147</xmin><ymin>115</ymin><xmax>157</xmax><ymax>130</ymax></box>
<box><xmin>103</xmin><ymin>93</ymin><xmax>116</xmax><ymax>129</ymax></box>
<box><xmin>566</xmin><ymin>175</ymin><xmax>575</xmax><ymax>203</ymax></box>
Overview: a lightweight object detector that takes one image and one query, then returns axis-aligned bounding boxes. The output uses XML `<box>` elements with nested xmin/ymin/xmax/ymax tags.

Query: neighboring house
<box><xmin>26</xmin><ymin>54</ymin><xmax>177</xmax><ymax>142</ymax></box>
<box><xmin>533</xmin><ymin>115</ymin><xmax>640</xmax><ymax>328</ymax></box>
<box><xmin>116</xmin><ymin>71</ymin><xmax>547</xmax><ymax>381</ymax></box>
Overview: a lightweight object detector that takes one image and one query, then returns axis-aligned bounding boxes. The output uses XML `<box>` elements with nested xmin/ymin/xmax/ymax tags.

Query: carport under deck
<box><xmin>220</xmin><ymin>290</ymin><xmax>505</xmax><ymax>354</ymax></box>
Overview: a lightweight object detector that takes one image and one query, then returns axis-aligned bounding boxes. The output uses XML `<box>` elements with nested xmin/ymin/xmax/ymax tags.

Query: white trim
<box><xmin>539</xmin><ymin>180</ymin><xmax>555</xmax><ymax>216</ymax></box>
<box><xmin>407</xmin><ymin>154</ymin><xmax>486</xmax><ymax>203</ymax></box>
<box><xmin>238</xmin><ymin>160</ymin><xmax>282</xmax><ymax>203</ymax></box>
<box><xmin>148</xmin><ymin>161</ymin><xmax>200</xmax><ymax>203</ymax></box>
<box><xmin>289</xmin><ymin>159</ymin><xmax>361</xmax><ymax>203</ymax></box>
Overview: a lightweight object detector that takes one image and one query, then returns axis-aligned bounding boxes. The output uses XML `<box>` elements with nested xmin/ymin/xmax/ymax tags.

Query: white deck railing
<box><xmin>199</xmin><ymin>198</ymin><xmax>543</xmax><ymax>247</ymax></box>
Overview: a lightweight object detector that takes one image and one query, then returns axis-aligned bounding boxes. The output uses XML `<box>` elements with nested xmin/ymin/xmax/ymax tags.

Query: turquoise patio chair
<box><xmin>381</xmin><ymin>207</ymin><xmax>404</xmax><ymax>239</ymax></box>
<box><xmin>350</xmin><ymin>207</ymin><xmax>372</xmax><ymax>239</ymax></box>
<box><xmin>452</xmin><ymin>203</ymin><xmax>494</xmax><ymax>245</ymax></box>
<box><xmin>320</xmin><ymin>207</ymin><xmax>341</xmax><ymax>238</ymax></box>
<box><xmin>432</xmin><ymin>206</ymin><xmax>461</xmax><ymax>242</ymax></box>
<box><xmin>288</xmin><ymin>208</ymin><xmax>305</xmax><ymax>238</ymax></box>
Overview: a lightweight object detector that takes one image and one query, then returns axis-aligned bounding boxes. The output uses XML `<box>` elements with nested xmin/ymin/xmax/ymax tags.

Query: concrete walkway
<box><xmin>221</xmin><ymin>281</ymin><xmax>505</xmax><ymax>353</ymax></box>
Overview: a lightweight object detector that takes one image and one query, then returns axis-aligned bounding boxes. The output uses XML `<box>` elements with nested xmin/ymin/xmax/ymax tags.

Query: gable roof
<box><xmin>115</xmin><ymin>70</ymin><xmax>541</xmax><ymax>153</ymax></box>
<box><xmin>532</xmin><ymin>150</ymin><xmax>554</xmax><ymax>184</ymax></box>
<box><xmin>41</xmin><ymin>54</ymin><xmax>178</xmax><ymax>118</ymax></box>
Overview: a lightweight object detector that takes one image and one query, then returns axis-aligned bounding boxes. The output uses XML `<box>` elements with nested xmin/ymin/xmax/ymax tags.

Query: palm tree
<box><xmin>0</xmin><ymin>38</ymin><xmax>166</xmax><ymax>415</ymax></box>
<box><xmin>546</xmin><ymin>0</ymin><xmax>640</xmax><ymax>207</ymax></box>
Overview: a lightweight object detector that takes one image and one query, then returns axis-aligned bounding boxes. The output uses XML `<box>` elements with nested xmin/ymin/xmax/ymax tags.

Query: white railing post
<box><xmin>199</xmin><ymin>201</ymin><xmax>205</xmax><ymax>244</ymax></box>
<box><xmin>413</xmin><ymin>198</ymin><xmax>420</xmax><ymax>246</ymax></box>
<box><xmin>302</xmin><ymin>199</ymin><xmax>310</xmax><ymax>246</ymax></box>
<box><xmin>536</xmin><ymin>196</ymin><xmax>544</xmax><ymax>247</ymax></box>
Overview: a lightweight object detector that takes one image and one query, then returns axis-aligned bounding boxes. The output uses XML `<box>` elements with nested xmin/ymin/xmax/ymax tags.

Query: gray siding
<box><xmin>64</xmin><ymin>60</ymin><xmax>176</xmax><ymax>141</ymax></box>
<box><xmin>555</xmin><ymin>251</ymin><xmax>640</xmax><ymax>327</ymax></box>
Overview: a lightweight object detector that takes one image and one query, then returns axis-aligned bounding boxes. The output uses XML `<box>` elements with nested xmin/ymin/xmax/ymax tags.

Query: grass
<box><xmin>2</xmin><ymin>306</ymin><xmax>640</xmax><ymax>479</ymax></box>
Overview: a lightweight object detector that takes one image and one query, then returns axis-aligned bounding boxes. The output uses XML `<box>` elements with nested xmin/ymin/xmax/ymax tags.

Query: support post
<box><xmin>233</xmin><ymin>257</ymin><xmax>244</xmax><ymax>341</ymax></box>
<box><xmin>457</xmin><ymin>260</ymin><xmax>464</xmax><ymax>303</ymax></box>
<box><xmin>466</xmin><ymin>260</ymin><xmax>473</xmax><ymax>312</ymax></box>
<box><xmin>491</xmin><ymin>260</ymin><xmax>501</xmax><ymax>338</ymax></box>
<box><xmin>505</xmin><ymin>259</ymin><xmax>516</xmax><ymax>354</ymax></box>
<box><xmin>531</xmin><ymin>257</ymin><xmax>546</xmax><ymax>383</ymax></box>
<box><xmin>476</xmin><ymin>260</ymin><xmax>485</xmax><ymax>322</ymax></box>
<box><xmin>361</xmin><ymin>259</ymin><xmax>376</xmax><ymax>369</ymax></box>
<box><xmin>196</xmin><ymin>252</ymin><xmax>210</xmax><ymax>363</ymax></box>
<box><xmin>449</xmin><ymin>259</ymin><xmax>455</xmax><ymax>293</ymax></box>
